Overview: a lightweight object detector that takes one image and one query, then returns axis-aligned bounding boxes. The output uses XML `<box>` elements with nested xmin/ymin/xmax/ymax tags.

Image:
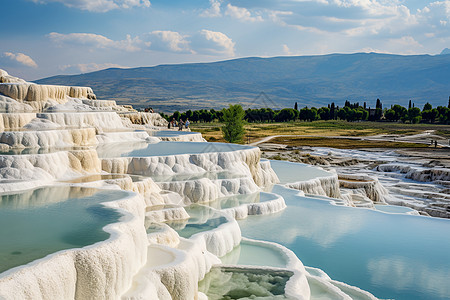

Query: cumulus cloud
<box><xmin>387</xmin><ymin>36</ymin><xmax>423</xmax><ymax>53</ymax></box>
<box><xmin>146</xmin><ymin>31</ymin><xmax>193</xmax><ymax>53</ymax></box>
<box><xmin>200</xmin><ymin>0</ymin><xmax>222</xmax><ymax>17</ymax></box>
<box><xmin>59</xmin><ymin>63</ymin><xmax>126</xmax><ymax>73</ymax></box>
<box><xmin>282</xmin><ymin>44</ymin><xmax>292</xmax><ymax>55</ymax></box>
<box><xmin>225</xmin><ymin>4</ymin><xmax>263</xmax><ymax>22</ymax></box>
<box><xmin>2</xmin><ymin>52</ymin><xmax>38</xmax><ymax>68</ymax></box>
<box><xmin>197</xmin><ymin>29</ymin><xmax>236</xmax><ymax>56</ymax></box>
<box><xmin>29</xmin><ymin>0</ymin><xmax>150</xmax><ymax>13</ymax></box>
<box><xmin>368</xmin><ymin>256</ymin><xmax>450</xmax><ymax>298</ymax></box>
<box><xmin>48</xmin><ymin>32</ymin><xmax>142</xmax><ymax>52</ymax></box>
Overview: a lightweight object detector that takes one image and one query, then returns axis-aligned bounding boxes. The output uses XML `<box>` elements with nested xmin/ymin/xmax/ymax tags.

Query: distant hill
<box><xmin>35</xmin><ymin>53</ymin><xmax>450</xmax><ymax>112</ymax></box>
<box><xmin>441</xmin><ymin>48</ymin><xmax>450</xmax><ymax>55</ymax></box>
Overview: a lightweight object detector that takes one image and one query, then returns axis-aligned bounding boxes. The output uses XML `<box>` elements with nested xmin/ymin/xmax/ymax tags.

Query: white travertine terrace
<box><xmin>0</xmin><ymin>69</ymin><xmax>380</xmax><ymax>300</ymax></box>
<box><xmin>339</xmin><ymin>174</ymin><xmax>388</xmax><ymax>203</ymax></box>
<box><xmin>376</xmin><ymin>163</ymin><xmax>450</xmax><ymax>182</ymax></box>
<box><xmin>0</xmin><ymin>113</ymin><xmax>36</xmax><ymax>131</ymax></box>
<box><xmin>0</xmin><ymin>128</ymin><xmax>98</xmax><ymax>149</ymax></box>
<box><xmin>285</xmin><ymin>173</ymin><xmax>341</xmax><ymax>199</ymax></box>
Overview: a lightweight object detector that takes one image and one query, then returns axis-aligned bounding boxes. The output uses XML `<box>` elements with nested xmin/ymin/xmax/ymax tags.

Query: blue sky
<box><xmin>1</xmin><ymin>0</ymin><xmax>449</xmax><ymax>80</ymax></box>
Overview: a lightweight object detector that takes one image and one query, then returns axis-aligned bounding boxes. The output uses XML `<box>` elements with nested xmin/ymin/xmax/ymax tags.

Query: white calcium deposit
<box><xmin>0</xmin><ymin>70</ymin><xmax>380</xmax><ymax>300</ymax></box>
<box><xmin>309</xmin><ymin>146</ymin><xmax>450</xmax><ymax>217</ymax></box>
<box><xmin>285</xmin><ymin>173</ymin><xmax>342</xmax><ymax>199</ymax></box>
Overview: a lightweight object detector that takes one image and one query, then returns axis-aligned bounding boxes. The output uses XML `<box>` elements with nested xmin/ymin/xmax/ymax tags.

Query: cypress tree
<box><xmin>221</xmin><ymin>104</ymin><xmax>246</xmax><ymax>143</ymax></box>
<box><xmin>330</xmin><ymin>102</ymin><xmax>335</xmax><ymax>119</ymax></box>
<box><xmin>409</xmin><ymin>100</ymin><xmax>412</xmax><ymax>109</ymax></box>
<box><xmin>294</xmin><ymin>102</ymin><xmax>298</xmax><ymax>111</ymax></box>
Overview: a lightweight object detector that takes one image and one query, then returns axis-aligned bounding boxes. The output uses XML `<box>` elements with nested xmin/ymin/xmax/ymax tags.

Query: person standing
<box><xmin>178</xmin><ymin>119</ymin><xmax>184</xmax><ymax>131</ymax></box>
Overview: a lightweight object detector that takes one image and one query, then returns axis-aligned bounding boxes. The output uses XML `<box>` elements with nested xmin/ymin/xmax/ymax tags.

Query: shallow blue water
<box><xmin>118</xmin><ymin>141</ymin><xmax>251</xmax><ymax>157</ymax></box>
<box><xmin>239</xmin><ymin>184</ymin><xmax>450</xmax><ymax>300</ymax></box>
<box><xmin>0</xmin><ymin>186</ymin><xmax>126</xmax><ymax>274</ymax></box>
<box><xmin>270</xmin><ymin>160</ymin><xmax>333</xmax><ymax>183</ymax></box>
<box><xmin>221</xmin><ymin>240</ymin><xmax>288</xmax><ymax>268</ymax></box>
<box><xmin>167</xmin><ymin>205</ymin><xmax>228</xmax><ymax>238</ymax></box>
<box><xmin>210</xmin><ymin>192</ymin><xmax>279</xmax><ymax>209</ymax></box>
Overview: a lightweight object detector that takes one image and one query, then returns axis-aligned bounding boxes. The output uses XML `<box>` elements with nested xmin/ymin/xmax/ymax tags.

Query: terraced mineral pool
<box><xmin>199</xmin><ymin>266</ymin><xmax>292</xmax><ymax>300</ymax></box>
<box><xmin>0</xmin><ymin>146</ymin><xmax>91</xmax><ymax>155</ymax></box>
<box><xmin>166</xmin><ymin>205</ymin><xmax>227</xmax><ymax>238</ymax></box>
<box><xmin>374</xmin><ymin>204</ymin><xmax>417</xmax><ymax>214</ymax></box>
<box><xmin>220</xmin><ymin>240</ymin><xmax>288</xmax><ymax>268</ymax></box>
<box><xmin>208</xmin><ymin>192</ymin><xmax>279</xmax><ymax>210</ymax></box>
<box><xmin>63</xmin><ymin>174</ymin><xmax>130</xmax><ymax>183</ymax></box>
<box><xmin>150</xmin><ymin>171</ymin><xmax>245</xmax><ymax>182</ymax></box>
<box><xmin>239</xmin><ymin>184</ymin><xmax>450</xmax><ymax>300</ymax></box>
<box><xmin>0</xmin><ymin>186</ymin><xmax>126</xmax><ymax>274</ymax></box>
<box><xmin>270</xmin><ymin>160</ymin><xmax>333</xmax><ymax>183</ymax></box>
<box><xmin>99</xmin><ymin>141</ymin><xmax>252</xmax><ymax>158</ymax></box>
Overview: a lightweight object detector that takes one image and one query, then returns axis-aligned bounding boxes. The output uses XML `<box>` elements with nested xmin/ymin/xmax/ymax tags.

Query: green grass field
<box><xmin>191</xmin><ymin>120</ymin><xmax>450</xmax><ymax>146</ymax></box>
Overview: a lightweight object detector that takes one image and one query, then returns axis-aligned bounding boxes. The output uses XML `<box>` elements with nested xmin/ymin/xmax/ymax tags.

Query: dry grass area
<box><xmin>268</xmin><ymin>136</ymin><xmax>429</xmax><ymax>149</ymax></box>
<box><xmin>191</xmin><ymin>120</ymin><xmax>449</xmax><ymax>144</ymax></box>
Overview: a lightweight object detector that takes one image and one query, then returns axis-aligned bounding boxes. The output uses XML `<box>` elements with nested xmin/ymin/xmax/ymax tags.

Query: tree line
<box><xmin>160</xmin><ymin>97</ymin><xmax>450</xmax><ymax>125</ymax></box>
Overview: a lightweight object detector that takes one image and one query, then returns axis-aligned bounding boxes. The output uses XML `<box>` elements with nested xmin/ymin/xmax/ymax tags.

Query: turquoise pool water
<box><xmin>109</xmin><ymin>141</ymin><xmax>251</xmax><ymax>158</ymax></box>
<box><xmin>0</xmin><ymin>186</ymin><xmax>125</xmax><ymax>274</ymax></box>
<box><xmin>209</xmin><ymin>192</ymin><xmax>278</xmax><ymax>209</ymax></box>
<box><xmin>167</xmin><ymin>205</ymin><xmax>228</xmax><ymax>238</ymax></box>
<box><xmin>220</xmin><ymin>240</ymin><xmax>288</xmax><ymax>268</ymax></box>
<box><xmin>238</xmin><ymin>184</ymin><xmax>450</xmax><ymax>300</ymax></box>
<box><xmin>374</xmin><ymin>204</ymin><xmax>416</xmax><ymax>214</ymax></box>
<box><xmin>270</xmin><ymin>160</ymin><xmax>333</xmax><ymax>183</ymax></box>
<box><xmin>199</xmin><ymin>266</ymin><xmax>291</xmax><ymax>300</ymax></box>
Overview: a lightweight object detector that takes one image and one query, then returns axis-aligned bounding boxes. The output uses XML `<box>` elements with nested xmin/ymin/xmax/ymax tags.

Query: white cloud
<box><xmin>225</xmin><ymin>4</ymin><xmax>263</xmax><ymax>22</ymax></box>
<box><xmin>388</xmin><ymin>36</ymin><xmax>423</xmax><ymax>53</ymax></box>
<box><xmin>3</xmin><ymin>52</ymin><xmax>38</xmax><ymax>68</ymax></box>
<box><xmin>358</xmin><ymin>47</ymin><xmax>390</xmax><ymax>54</ymax></box>
<box><xmin>29</xmin><ymin>0</ymin><xmax>150</xmax><ymax>12</ymax></box>
<box><xmin>200</xmin><ymin>0</ymin><xmax>222</xmax><ymax>17</ymax></box>
<box><xmin>147</xmin><ymin>31</ymin><xmax>193</xmax><ymax>53</ymax></box>
<box><xmin>59</xmin><ymin>63</ymin><xmax>126</xmax><ymax>73</ymax></box>
<box><xmin>368</xmin><ymin>256</ymin><xmax>450</xmax><ymax>299</ymax></box>
<box><xmin>268</xmin><ymin>10</ymin><xmax>294</xmax><ymax>24</ymax></box>
<box><xmin>48</xmin><ymin>32</ymin><xmax>142</xmax><ymax>52</ymax></box>
<box><xmin>268</xmin><ymin>9</ymin><xmax>325</xmax><ymax>33</ymax></box>
<box><xmin>282</xmin><ymin>44</ymin><xmax>292</xmax><ymax>55</ymax></box>
<box><xmin>197</xmin><ymin>29</ymin><xmax>236</xmax><ymax>56</ymax></box>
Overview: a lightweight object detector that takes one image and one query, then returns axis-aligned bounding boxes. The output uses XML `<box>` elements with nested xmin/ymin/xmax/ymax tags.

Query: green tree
<box><xmin>276</xmin><ymin>108</ymin><xmax>297</xmax><ymax>122</ymax></box>
<box><xmin>423</xmin><ymin>102</ymin><xmax>432</xmax><ymax>111</ymax></box>
<box><xmin>406</xmin><ymin>107</ymin><xmax>422</xmax><ymax>124</ymax></box>
<box><xmin>422</xmin><ymin>108</ymin><xmax>438</xmax><ymax>123</ymax></box>
<box><xmin>385</xmin><ymin>109</ymin><xmax>396</xmax><ymax>121</ymax></box>
<box><xmin>376</xmin><ymin>98</ymin><xmax>382</xmax><ymax>110</ymax></box>
<box><xmin>392</xmin><ymin>105</ymin><xmax>407</xmax><ymax>121</ymax></box>
<box><xmin>437</xmin><ymin>106</ymin><xmax>449</xmax><ymax>124</ymax></box>
<box><xmin>330</xmin><ymin>102</ymin><xmax>336</xmax><ymax>120</ymax></box>
<box><xmin>221</xmin><ymin>104</ymin><xmax>246</xmax><ymax>143</ymax></box>
<box><xmin>318</xmin><ymin>107</ymin><xmax>330</xmax><ymax>120</ymax></box>
<box><xmin>171</xmin><ymin>111</ymin><xmax>181</xmax><ymax>121</ymax></box>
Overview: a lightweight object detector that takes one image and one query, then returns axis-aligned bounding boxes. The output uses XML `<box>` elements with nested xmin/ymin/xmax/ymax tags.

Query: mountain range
<box><xmin>36</xmin><ymin>52</ymin><xmax>450</xmax><ymax>113</ymax></box>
